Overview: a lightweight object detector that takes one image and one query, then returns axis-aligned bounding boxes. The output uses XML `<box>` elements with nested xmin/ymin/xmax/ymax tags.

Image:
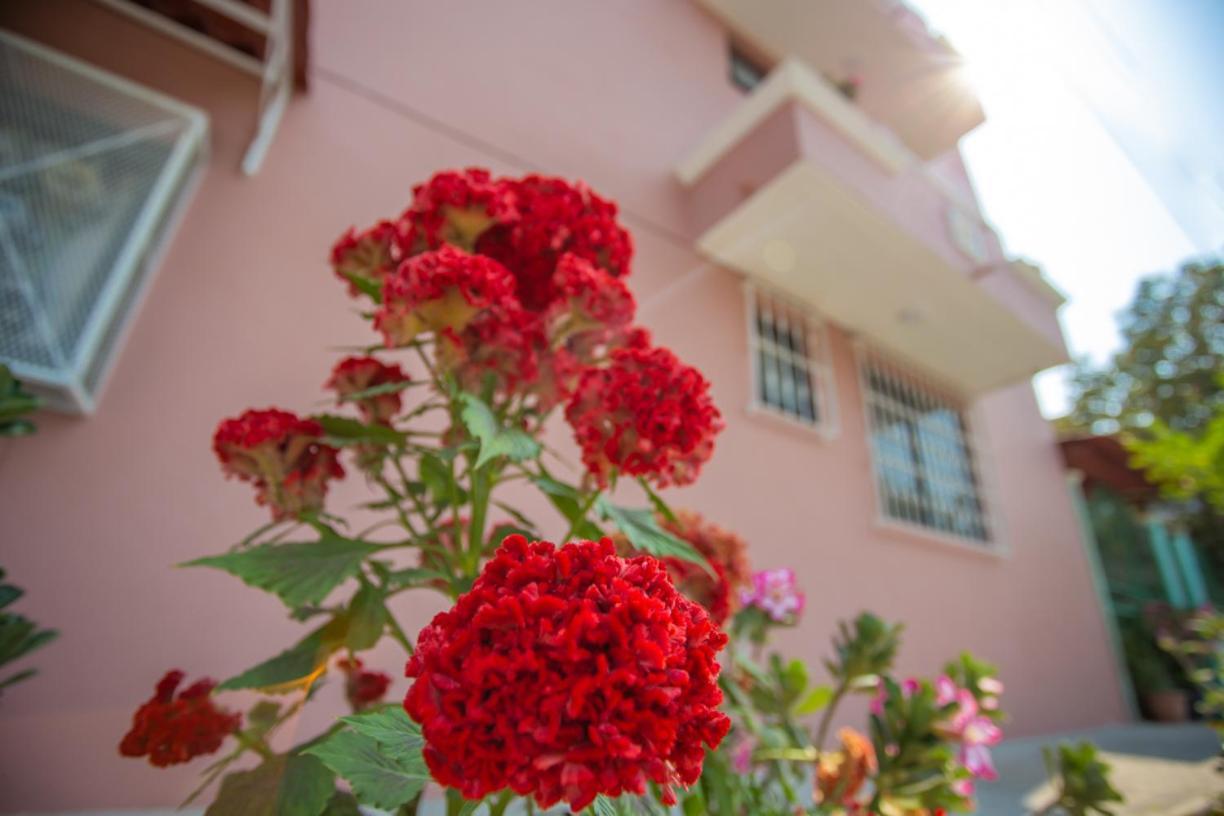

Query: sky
<box><xmin>906</xmin><ymin>0</ymin><xmax>1223</xmax><ymax>417</ymax></box>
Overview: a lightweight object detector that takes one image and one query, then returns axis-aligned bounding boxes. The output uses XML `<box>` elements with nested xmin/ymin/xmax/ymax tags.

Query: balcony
<box><xmin>676</xmin><ymin>59</ymin><xmax>1068</xmax><ymax>395</ymax></box>
<box><xmin>696</xmin><ymin>0</ymin><xmax>984</xmax><ymax>160</ymax></box>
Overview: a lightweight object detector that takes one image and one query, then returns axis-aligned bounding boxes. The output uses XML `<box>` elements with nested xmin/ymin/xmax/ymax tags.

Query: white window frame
<box><xmin>744</xmin><ymin>281</ymin><xmax>838</xmax><ymax>439</ymax></box>
<box><xmin>854</xmin><ymin>342</ymin><xmax>1005</xmax><ymax>555</ymax></box>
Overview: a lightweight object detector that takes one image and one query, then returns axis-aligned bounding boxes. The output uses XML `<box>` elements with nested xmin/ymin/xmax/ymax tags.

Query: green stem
<box><xmin>564</xmin><ymin>490</ymin><xmax>601</xmax><ymax>542</ymax></box>
<box><xmin>234</xmin><ymin>730</ymin><xmax>275</xmax><ymax>761</ymax></box>
<box><xmin>813</xmin><ymin>682</ymin><xmax>848</xmax><ymax>752</ymax></box>
<box><xmin>469</xmin><ymin>464</ymin><xmax>492</xmax><ymax>564</ymax></box>
<box><xmin>488</xmin><ymin>790</ymin><xmax>514</xmax><ymax>816</ymax></box>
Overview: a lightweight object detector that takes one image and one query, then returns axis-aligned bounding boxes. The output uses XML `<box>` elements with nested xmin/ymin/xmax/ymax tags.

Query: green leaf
<box><xmin>0</xmin><ymin>585</ymin><xmax>23</xmax><ymax>610</ymax></box>
<box><xmin>420</xmin><ymin>453</ymin><xmax>467</xmax><ymax>506</ymax></box>
<box><xmin>338</xmin><ymin>379</ymin><xmax>421</xmax><ymax>403</ymax></box>
<box><xmin>345</xmin><ymin>583</ymin><xmax>387</xmax><ymax>651</ymax></box>
<box><xmin>206</xmin><ymin>754</ymin><xmax>335</xmax><ymax>816</ymax></box>
<box><xmin>794</xmin><ymin>684</ymin><xmax>835</xmax><ymax>715</ymax></box>
<box><xmin>339</xmin><ymin>704</ymin><xmax>423</xmax><ymax>764</ymax></box>
<box><xmin>319</xmin><ymin>792</ymin><xmax>362</xmax><ymax>816</ymax></box>
<box><xmin>381</xmin><ymin>567</ymin><xmax>449</xmax><ymax>592</ymax></box>
<box><xmin>460</xmin><ymin>394</ymin><xmax>540</xmax><ymax>470</ymax></box>
<box><xmin>597</xmin><ymin>499</ymin><xmax>709</xmax><ymax>572</ymax></box>
<box><xmin>186</xmin><ymin>534</ymin><xmax>380</xmax><ymax>610</ymax></box>
<box><xmin>456</xmin><ymin>799</ymin><xmax>486</xmax><ymax>816</ymax></box>
<box><xmin>305</xmin><ymin>729</ymin><xmax>428</xmax><ymax>811</ymax></box>
<box><xmin>313</xmin><ymin>414</ymin><xmax>406</xmax><ymax>446</ymax></box>
<box><xmin>0</xmin><ymin>667</ymin><xmax>37</xmax><ymax>689</ymax></box>
<box><xmin>638</xmin><ymin>478</ymin><xmax>677</xmax><ymax>524</ymax></box>
<box><xmin>219</xmin><ymin>617</ymin><xmax>347</xmax><ymax>693</ymax></box>
<box><xmin>340</xmin><ymin>270</ymin><xmax>383</xmax><ymax>303</ymax></box>
<box><xmin>247</xmin><ymin>701</ymin><xmax>282</xmax><ymax>736</ymax></box>
<box><xmin>532</xmin><ymin>476</ymin><xmax>603</xmax><ymax>539</ymax></box>
<box><xmin>591</xmin><ymin>795</ymin><xmax>619</xmax><ymax>816</ymax></box>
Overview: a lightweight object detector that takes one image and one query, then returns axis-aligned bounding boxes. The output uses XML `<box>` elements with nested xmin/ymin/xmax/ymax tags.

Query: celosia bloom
<box><xmin>549</xmin><ymin>253</ymin><xmax>635</xmax><ymax>336</ymax></box>
<box><xmin>478</xmin><ymin>174</ymin><xmax>632</xmax><ymax>311</ymax></box>
<box><xmin>337</xmin><ymin>658</ymin><xmax>392</xmax><ymax>711</ymax></box>
<box><xmin>119</xmin><ymin>670</ymin><xmax>240</xmax><ymax>767</ymax></box>
<box><xmin>331</xmin><ymin>220</ymin><xmax>406</xmax><ymax>297</ymax></box>
<box><xmin>739</xmin><ymin>568</ymin><xmax>805</xmax><ymax>624</ymax></box>
<box><xmin>403</xmin><ymin>168</ymin><xmax>517</xmax><ymax>252</ymax></box>
<box><xmin>326</xmin><ymin>356</ymin><xmax>410</xmax><ymax>424</ymax></box>
<box><xmin>435</xmin><ymin>305</ymin><xmax>541</xmax><ymax>397</ymax></box>
<box><xmin>815</xmin><ymin>728</ymin><xmax>877</xmax><ymax>808</ymax></box>
<box><xmin>374</xmin><ymin>246</ymin><xmax>517</xmax><ymax>346</ymax></box>
<box><xmin>213</xmin><ymin>409</ymin><xmax>344</xmax><ymax>519</ymax></box>
<box><xmin>565</xmin><ymin>346</ymin><xmax>723</xmax><ymax>488</ymax></box>
<box><xmin>404</xmin><ymin>535</ymin><xmax>730</xmax><ymax>811</ymax></box>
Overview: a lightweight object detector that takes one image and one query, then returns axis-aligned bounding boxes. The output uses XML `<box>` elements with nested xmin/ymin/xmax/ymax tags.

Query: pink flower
<box><xmin>940</xmin><ymin>684</ymin><xmax>1003</xmax><ymax>781</ymax></box>
<box><xmin>730</xmin><ymin>737</ymin><xmax>756</xmax><ymax>774</ymax></box>
<box><xmin>739</xmin><ymin>568</ymin><xmax>805</xmax><ymax>624</ymax></box>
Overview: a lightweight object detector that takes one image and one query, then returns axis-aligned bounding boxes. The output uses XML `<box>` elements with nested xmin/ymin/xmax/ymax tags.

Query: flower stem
<box><xmin>564</xmin><ymin>490</ymin><xmax>601</xmax><ymax>542</ymax></box>
<box><xmin>813</xmin><ymin>681</ymin><xmax>848</xmax><ymax>752</ymax></box>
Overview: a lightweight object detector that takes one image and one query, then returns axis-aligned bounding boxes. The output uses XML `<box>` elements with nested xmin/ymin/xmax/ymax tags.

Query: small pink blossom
<box><xmin>739</xmin><ymin>568</ymin><xmax>805</xmax><ymax>623</ymax></box>
<box><xmin>730</xmin><ymin>737</ymin><xmax>756</xmax><ymax>774</ymax></box>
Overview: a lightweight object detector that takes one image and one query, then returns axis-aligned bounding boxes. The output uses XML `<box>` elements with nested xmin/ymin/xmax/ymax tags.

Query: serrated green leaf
<box><xmin>219</xmin><ymin>617</ymin><xmax>347</xmax><ymax>693</ymax></box>
<box><xmin>313</xmin><ymin>414</ymin><xmax>406</xmax><ymax>446</ymax></box>
<box><xmin>794</xmin><ymin>684</ymin><xmax>835</xmax><ymax>715</ymax></box>
<box><xmin>186</xmin><ymin>534</ymin><xmax>379</xmax><ymax>610</ymax></box>
<box><xmin>206</xmin><ymin>754</ymin><xmax>335</xmax><ymax>816</ymax></box>
<box><xmin>345</xmin><ymin>583</ymin><xmax>387</xmax><ymax>651</ymax></box>
<box><xmin>460</xmin><ymin>394</ymin><xmax>541</xmax><ymax>469</ymax></box>
<box><xmin>305</xmin><ymin>729</ymin><xmax>428</xmax><ymax>810</ymax></box>
<box><xmin>597</xmin><ymin>499</ymin><xmax>710</xmax><ymax>573</ymax></box>
<box><xmin>339</xmin><ymin>705</ymin><xmax>423</xmax><ymax>763</ymax></box>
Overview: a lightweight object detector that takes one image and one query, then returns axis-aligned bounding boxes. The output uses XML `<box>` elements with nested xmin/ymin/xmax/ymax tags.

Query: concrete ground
<box><xmin>977</xmin><ymin>723</ymin><xmax>1221</xmax><ymax>815</ymax></box>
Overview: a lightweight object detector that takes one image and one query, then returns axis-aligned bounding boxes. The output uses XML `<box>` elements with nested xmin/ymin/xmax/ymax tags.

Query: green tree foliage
<box><xmin>1065</xmin><ymin>258</ymin><xmax>1223</xmax><ymax>436</ymax></box>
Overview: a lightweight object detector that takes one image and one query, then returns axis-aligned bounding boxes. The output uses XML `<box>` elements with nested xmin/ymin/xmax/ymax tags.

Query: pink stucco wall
<box><xmin>0</xmin><ymin>1</ymin><xmax>1127</xmax><ymax>810</ymax></box>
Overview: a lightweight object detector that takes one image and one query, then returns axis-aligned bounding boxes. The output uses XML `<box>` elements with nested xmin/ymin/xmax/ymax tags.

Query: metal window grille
<box><xmin>746</xmin><ymin>284</ymin><xmax>833</xmax><ymax>432</ymax></box>
<box><xmin>0</xmin><ymin>31</ymin><xmax>208</xmax><ymax>413</ymax></box>
<box><xmin>859</xmin><ymin>348</ymin><xmax>992</xmax><ymax>543</ymax></box>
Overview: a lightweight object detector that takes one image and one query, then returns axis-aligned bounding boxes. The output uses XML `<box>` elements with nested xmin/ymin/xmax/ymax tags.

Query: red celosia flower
<box><xmin>436</xmin><ymin>305</ymin><xmax>542</xmax><ymax>397</ymax></box>
<box><xmin>477</xmin><ymin>175</ymin><xmax>632</xmax><ymax>311</ymax></box>
<box><xmin>404</xmin><ymin>535</ymin><xmax>730</xmax><ymax>812</ymax></box>
<box><xmin>565</xmin><ymin>346</ymin><xmax>723</xmax><ymax>488</ymax></box>
<box><xmin>549</xmin><ymin>253</ymin><xmax>635</xmax><ymax>333</ymax></box>
<box><xmin>403</xmin><ymin>168</ymin><xmax>518</xmax><ymax>252</ymax></box>
<box><xmin>326</xmin><ymin>356</ymin><xmax>410</xmax><ymax>425</ymax></box>
<box><xmin>331</xmin><ymin>220</ymin><xmax>407</xmax><ymax>297</ymax></box>
<box><xmin>656</xmin><ymin>511</ymin><xmax>752</xmax><ymax>625</ymax></box>
<box><xmin>213</xmin><ymin>408</ymin><xmax>344</xmax><ymax>519</ymax></box>
<box><xmin>374</xmin><ymin>246</ymin><xmax>518</xmax><ymax>346</ymax></box>
<box><xmin>119</xmin><ymin>670</ymin><xmax>240</xmax><ymax>767</ymax></box>
<box><xmin>337</xmin><ymin>657</ymin><xmax>392</xmax><ymax>711</ymax></box>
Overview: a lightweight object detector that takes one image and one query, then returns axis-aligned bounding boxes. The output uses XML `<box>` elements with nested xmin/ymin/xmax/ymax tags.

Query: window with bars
<box><xmin>747</xmin><ymin>286</ymin><xmax>830</xmax><ymax>429</ymax></box>
<box><xmin>860</xmin><ymin>351</ymin><xmax>992</xmax><ymax>543</ymax></box>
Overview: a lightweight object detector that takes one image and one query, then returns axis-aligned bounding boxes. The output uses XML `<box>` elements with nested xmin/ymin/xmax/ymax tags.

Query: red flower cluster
<box><xmin>436</xmin><ymin>304</ymin><xmax>542</xmax><ymax>396</ymax></box>
<box><xmin>479</xmin><ymin>174</ymin><xmax>632</xmax><ymax>311</ymax></box>
<box><xmin>549</xmin><ymin>253</ymin><xmax>634</xmax><ymax>337</ymax></box>
<box><xmin>331</xmin><ymin>220</ymin><xmax>406</xmax><ymax>297</ymax></box>
<box><xmin>119</xmin><ymin>670</ymin><xmax>240</xmax><ymax>767</ymax></box>
<box><xmin>337</xmin><ymin>657</ymin><xmax>392</xmax><ymax>711</ymax></box>
<box><xmin>374</xmin><ymin>245</ymin><xmax>518</xmax><ymax>346</ymax></box>
<box><xmin>404</xmin><ymin>535</ymin><xmax>730</xmax><ymax>812</ymax></box>
<box><xmin>326</xmin><ymin>356</ymin><xmax>410</xmax><ymax>425</ymax></box>
<box><xmin>213</xmin><ymin>408</ymin><xmax>344</xmax><ymax>519</ymax></box>
<box><xmin>404</xmin><ymin>168</ymin><xmax>518</xmax><ymax>251</ymax></box>
<box><xmin>657</xmin><ymin>511</ymin><xmax>751</xmax><ymax>625</ymax></box>
<box><xmin>565</xmin><ymin>347</ymin><xmax>723</xmax><ymax>488</ymax></box>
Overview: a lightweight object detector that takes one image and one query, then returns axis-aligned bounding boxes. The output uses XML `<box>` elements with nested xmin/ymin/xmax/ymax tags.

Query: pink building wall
<box><xmin>0</xmin><ymin>0</ymin><xmax>1127</xmax><ymax>810</ymax></box>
